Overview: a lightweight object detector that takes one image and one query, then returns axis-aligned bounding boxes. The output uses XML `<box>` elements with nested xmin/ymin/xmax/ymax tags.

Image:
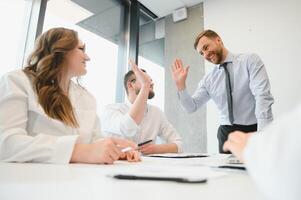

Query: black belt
<box><xmin>220</xmin><ymin>124</ymin><xmax>257</xmax><ymax>132</ymax></box>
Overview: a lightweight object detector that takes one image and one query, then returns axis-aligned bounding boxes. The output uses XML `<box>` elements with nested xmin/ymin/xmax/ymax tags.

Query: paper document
<box><xmin>227</xmin><ymin>156</ymin><xmax>244</xmax><ymax>164</ymax></box>
<box><xmin>212</xmin><ymin>154</ymin><xmax>246</xmax><ymax>170</ymax></box>
<box><xmin>108</xmin><ymin>165</ymin><xmax>227</xmax><ymax>182</ymax></box>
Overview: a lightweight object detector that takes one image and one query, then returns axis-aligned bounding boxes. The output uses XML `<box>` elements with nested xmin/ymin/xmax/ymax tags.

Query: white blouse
<box><xmin>0</xmin><ymin>70</ymin><xmax>102</xmax><ymax>163</ymax></box>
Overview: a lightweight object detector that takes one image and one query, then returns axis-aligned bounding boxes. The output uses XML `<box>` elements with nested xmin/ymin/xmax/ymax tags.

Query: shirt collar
<box><xmin>218</xmin><ymin>52</ymin><xmax>234</xmax><ymax>69</ymax></box>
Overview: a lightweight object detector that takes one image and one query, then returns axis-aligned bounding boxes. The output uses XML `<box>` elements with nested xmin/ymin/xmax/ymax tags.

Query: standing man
<box><xmin>101</xmin><ymin>61</ymin><xmax>182</xmax><ymax>154</ymax></box>
<box><xmin>171</xmin><ymin>29</ymin><xmax>274</xmax><ymax>153</ymax></box>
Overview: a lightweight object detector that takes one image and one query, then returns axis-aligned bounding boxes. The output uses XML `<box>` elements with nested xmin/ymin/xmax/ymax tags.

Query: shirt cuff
<box><xmin>47</xmin><ymin>135</ymin><xmax>79</xmax><ymax>164</ymax></box>
<box><xmin>177</xmin><ymin>88</ymin><xmax>190</xmax><ymax>100</ymax></box>
<box><xmin>174</xmin><ymin>141</ymin><xmax>183</xmax><ymax>153</ymax></box>
<box><xmin>257</xmin><ymin>118</ymin><xmax>273</xmax><ymax>131</ymax></box>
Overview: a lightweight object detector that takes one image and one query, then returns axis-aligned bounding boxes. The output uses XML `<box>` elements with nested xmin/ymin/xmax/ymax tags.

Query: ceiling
<box><xmin>138</xmin><ymin>0</ymin><xmax>205</xmax><ymax>17</ymax></box>
<box><xmin>47</xmin><ymin>0</ymin><xmax>205</xmax><ymax>45</ymax></box>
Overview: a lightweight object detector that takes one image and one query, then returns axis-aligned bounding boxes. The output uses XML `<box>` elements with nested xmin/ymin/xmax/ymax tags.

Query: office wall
<box><xmin>139</xmin><ymin>21</ymin><xmax>165</xmax><ymax>66</ymax></box>
<box><xmin>204</xmin><ymin>0</ymin><xmax>301</xmax><ymax>153</ymax></box>
<box><xmin>165</xmin><ymin>5</ymin><xmax>207</xmax><ymax>152</ymax></box>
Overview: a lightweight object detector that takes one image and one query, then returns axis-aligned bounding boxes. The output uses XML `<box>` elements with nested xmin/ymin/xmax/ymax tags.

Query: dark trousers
<box><xmin>218</xmin><ymin>124</ymin><xmax>257</xmax><ymax>153</ymax></box>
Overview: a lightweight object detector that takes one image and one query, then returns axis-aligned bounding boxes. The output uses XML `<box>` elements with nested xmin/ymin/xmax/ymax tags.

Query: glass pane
<box><xmin>0</xmin><ymin>0</ymin><xmax>26</xmax><ymax>76</ymax></box>
<box><xmin>138</xmin><ymin>56</ymin><xmax>165</xmax><ymax>110</ymax></box>
<box><xmin>43</xmin><ymin>0</ymin><xmax>125</xmax><ymax>114</ymax></box>
<box><xmin>138</xmin><ymin>12</ymin><xmax>165</xmax><ymax>110</ymax></box>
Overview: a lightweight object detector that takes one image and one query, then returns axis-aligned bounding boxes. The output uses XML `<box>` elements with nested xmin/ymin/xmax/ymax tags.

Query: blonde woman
<box><xmin>0</xmin><ymin>27</ymin><xmax>140</xmax><ymax>164</ymax></box>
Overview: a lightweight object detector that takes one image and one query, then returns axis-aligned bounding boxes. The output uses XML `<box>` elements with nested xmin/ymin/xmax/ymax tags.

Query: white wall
<box><xmin>204</xmin><ymin>0</ymin><xmax>301</xmax><ymax>153</ymax></box>
<box><xmin>165</xmin><ymin>5</ymin><xmax>207</xmax><ymax>152</ymax></box>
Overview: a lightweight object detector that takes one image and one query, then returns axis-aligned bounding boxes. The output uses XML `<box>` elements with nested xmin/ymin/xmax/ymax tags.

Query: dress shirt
<box><xmin>244</xmin><ymin>104</ymin><xmax>301</xmax><ymax>200</ymax></box>
<box><xmin>0</xmin><ymin>70</ymin><xmax>102</xmax><ymax>163</ymax></box>
<box><xmin>178</xmin><ymin>52</ymin><xmax>274</xmax><ymax>130</ymax></box>
<box><xmin>101</xmin><ymin>101</ymin><xmax>183</xmax><ymax>152</ymax></box>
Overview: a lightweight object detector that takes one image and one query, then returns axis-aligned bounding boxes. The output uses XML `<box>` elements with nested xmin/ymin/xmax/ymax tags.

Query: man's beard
<box><xmin>135</xmin><ymin>89</ymin><xmax>155</xmax><ymax>99</ymax></box>
<box><xmin>208</xmin><ymin>48</ymin><xmax>223</xmax><ymax>64</ymax></box>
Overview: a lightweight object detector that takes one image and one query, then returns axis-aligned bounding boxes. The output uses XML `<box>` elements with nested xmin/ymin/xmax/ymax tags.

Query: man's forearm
<box><xmin>128</xmin><ymin>85</ymin><xmax>149</xmax><ymax>124</ymax></box>
<box><xmin>155</xmin><ymin>143</ymin><xmax>179</xmax><ymax>153</ymax></box>
<box><xmin>178</xmin><ymin>89</ymin><xmax>198</xmax><ymax>113</ymax></box>
<box><xmin>255</xmin><ymin>95</ymin><xmax>274</xmax><ymax>131</ymax></box>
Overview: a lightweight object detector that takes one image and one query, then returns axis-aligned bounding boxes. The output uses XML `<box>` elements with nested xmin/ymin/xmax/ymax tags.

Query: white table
<box><xmin>0</xmin><ymin>155</ymin><xmax>265</xmax><ymax>200</ymax></box>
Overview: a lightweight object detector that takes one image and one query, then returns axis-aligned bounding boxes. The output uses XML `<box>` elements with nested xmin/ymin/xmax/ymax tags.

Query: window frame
<box><xmin>26</xmin><ymin>0</ymin><xmax>158</xmax><ymax>103</ymax></box>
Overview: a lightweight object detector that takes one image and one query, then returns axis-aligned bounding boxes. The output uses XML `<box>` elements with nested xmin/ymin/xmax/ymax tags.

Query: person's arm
<box><xmin>223</xmin><ymin>131</ymin><xmax>252</xmax><ymax>162</ymax></box>
<box><xmin>0</xmin><ymin>72</ymin><xmax>138</xmax><ymax>165</ymax></box>
<box><xmin>248</xmin><ymin>54</ymin><xmax>274</xmax><ymax>130</ymax></box>
<box><xmin>139</xmin><ymin>109</ymin><xmax>182</xmax><ymax>154</ymax></box>
<box><xmin>178</xmin><ymin>80</ymin><xmax>210</xmax><ymax>113</ymax></box>
<box><xmin>139</xmin><ymin>143</ymin><xmax>178</xmax><ymax>154</ymax></box>
<box><xmin>224</xmin><ymin>106</ymin><xmax>301</xmax><ymax>200</ymax></box>
<box><xmin>101</xmin><ymin>61</ymin><xmax>153</xmax><ymax>138</ymax></box>
<box><xmin>91</xmin><ymin>115</ymin><xmax>141</xmax><ymax>163</ymax></box>
<box><xmin>128</xmin><ymin>60</ymin><xmax>152</xmax><ymax>125</ymax></box>
<box><xmin>71</xmin><ymin>137</ymin><xmax>140</xmax><ymax>164</ymax></box>
<box><xmin>172</xmin><ymin>58</ymin><xmax>210</xmax><ymax>113</ymax></box>
<box><xmin>0</xmin><ymin>72</ymin><xmax>78</xmax><ymax>164</ymax></box>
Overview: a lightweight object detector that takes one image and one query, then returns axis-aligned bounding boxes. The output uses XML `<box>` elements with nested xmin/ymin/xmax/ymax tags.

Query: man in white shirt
<box><xmin>223</xmin><ymin>105</ymin><xmax>301</xmax><ymax>200</ymax></box>
<box><xmin>101</xmin><ymin>61</ymin><xmax>182</xmax><ymax>154</ymax></box>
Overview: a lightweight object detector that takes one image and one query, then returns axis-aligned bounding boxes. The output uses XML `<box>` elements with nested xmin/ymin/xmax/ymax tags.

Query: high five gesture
<box><xmin>171</xmin><ymin>58</ymin><xmax>190</xmax><ymax>91</ymax></box>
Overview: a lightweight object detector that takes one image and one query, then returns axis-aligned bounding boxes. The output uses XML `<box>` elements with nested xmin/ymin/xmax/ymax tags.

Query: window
<box><xmin>43</xmin><ymin>0</ymin><xmax>125</xmax><ymax>114</ymax></box>
<box><xmin>138</xmin><ymin>12</ymin><xmax>165</xmax><ymax>110</ymax></box>
<box><xmin>0</xmin><ymin>0</ymin><xmax>26</xmax><ymax>77</ymax></box>
<box><xmin>138</xmin><ymin>56</ymin><xmax>165</xmax><ymax>110</ymax></box>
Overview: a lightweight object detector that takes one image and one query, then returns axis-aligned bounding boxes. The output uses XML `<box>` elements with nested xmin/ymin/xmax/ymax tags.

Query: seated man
<box><xmin>101</xmin><ymin>61</ymin><xmax>182</xmax><ymax>154</ymax></box>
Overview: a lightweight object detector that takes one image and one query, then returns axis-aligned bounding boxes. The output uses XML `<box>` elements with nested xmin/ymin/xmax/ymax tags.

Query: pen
<box><xmin>138</xmin><ymin>139</ymin><xmax>153</xmax><ymax>147</ymax></box>
<box><xmin>121</xmin><ymin>139</ymin><xmax>153</xmax><ymax>153</ymax></box>
<box><xmin>113</xmin><ymin>174</ymin><xmax>207</xmax><ymax>183</ymax></box>
<box><xmin>217</xmin><ymin>165</ymin><xmax>246</xmax><ymax>170</ymax></box>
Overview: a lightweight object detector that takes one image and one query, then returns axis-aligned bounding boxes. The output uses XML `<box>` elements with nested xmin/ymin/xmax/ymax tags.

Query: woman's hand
<box><xmin>70</xmin><ymin>137</ymin><xmax>137</xmax><ymax>164</ymax></box>
<box><xmin>119</xmin><ymin>150</ymin><xmax>141</xmax><ymax>162</ymax></box>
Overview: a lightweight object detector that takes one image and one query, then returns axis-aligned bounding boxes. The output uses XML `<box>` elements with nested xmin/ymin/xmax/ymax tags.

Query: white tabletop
<box><xmin>0</xmin><ymin>154</ymin><xmax>265</xmax><ymax>200</ymax></box>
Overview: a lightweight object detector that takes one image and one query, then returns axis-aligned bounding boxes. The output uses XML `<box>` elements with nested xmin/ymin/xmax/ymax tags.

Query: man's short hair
<box><xmin>194</xmin><ymin>29</ymin><xmax>220</xmax><ymax>50</ymax></box>
<box><xmin>123</xmin><ymin>69</ymin><xmax>147</xmax><ymax>95</ymax></box>
<box><xmin>124</xmin><ymin>70</ymin><xmax>135</xmax><ymax>95</ymax></box>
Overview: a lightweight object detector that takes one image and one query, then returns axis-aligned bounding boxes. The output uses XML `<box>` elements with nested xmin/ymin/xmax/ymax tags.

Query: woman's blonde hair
<box><xmin>24</xmin><ymin>27</ymin><xmax>79</xmax><ymax>127</ymax></box>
